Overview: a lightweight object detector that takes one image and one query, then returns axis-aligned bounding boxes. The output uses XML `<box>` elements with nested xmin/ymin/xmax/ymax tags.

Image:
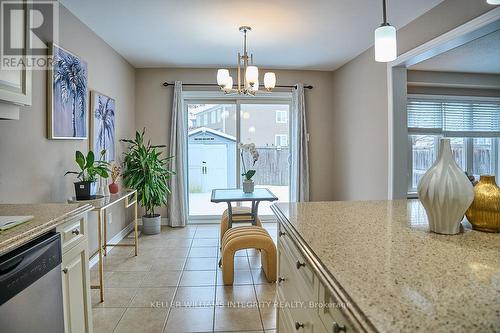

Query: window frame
<box><xmin>407</xmin><ymin>93</ymin><xmax>500</xmax><ymax>196</ymax></box>
<box><xmin>274</xmin><ymin>134</ymin><xmax>288</xmax><ymax>147</ymax></box>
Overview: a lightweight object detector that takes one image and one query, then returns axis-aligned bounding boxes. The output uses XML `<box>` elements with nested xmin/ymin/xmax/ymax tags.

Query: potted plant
<box><xmin>108</xmin><ymin>162</ymin><xmax>121</xmax><ymax>194</ymax></box>
<box><xmin>65</xmin><ymin>150</ymin><xmax>110</xmax><ymax>200</ymax></box>
<box><xmin>239</xmin><ymin>143</ymin><xmax>259</xmax><ymax>193</ymax></box>
<box><xmin>121</xmin><ymin>129</ymin><xmax>175</xmax><ymax>235</ymax></box>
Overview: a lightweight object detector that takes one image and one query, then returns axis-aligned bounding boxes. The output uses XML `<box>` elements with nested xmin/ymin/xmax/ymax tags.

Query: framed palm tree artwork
<box><xmin>90</xmin><ymin>91</ymin><xmax>115</xmax><ymax>162</ymax></box>
<box><xmin>47</xmin><ymin>44</ymin><xmax>88</xmax><ymax>139</ymax></box>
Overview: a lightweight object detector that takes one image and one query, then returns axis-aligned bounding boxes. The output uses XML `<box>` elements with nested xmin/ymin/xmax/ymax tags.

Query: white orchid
<box><xmin>239</xmin><ymin>142</ymin><xmax>259</xmax><ymax>181</ymax></box>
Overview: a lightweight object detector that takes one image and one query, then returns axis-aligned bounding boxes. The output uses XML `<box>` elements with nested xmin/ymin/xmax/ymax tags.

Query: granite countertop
<box><xmin>272</xmin><ymin>200</ymin><xmax>500</xmax><ymax>332</ymax></box>
<box><xmin>0</xmin><ymin>203</ymin><xmax>93</xmax><ymax>255</ymax></box>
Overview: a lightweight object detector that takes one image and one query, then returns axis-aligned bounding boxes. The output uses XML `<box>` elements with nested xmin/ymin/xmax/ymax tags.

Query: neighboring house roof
<box><xmin>188</xmin><ymin>127</ymin><xmax>236</xmax><ymax>141</ymax></box>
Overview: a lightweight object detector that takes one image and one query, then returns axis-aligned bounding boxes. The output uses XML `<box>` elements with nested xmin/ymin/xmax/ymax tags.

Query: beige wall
<box><xmin>135</xmin><ymin>68</ymin><xmax>335</xmax><ymax>215</ymax></box>
<box><xmin>331</xmin><ymin>0</ymin><xmax>495</xmax><ymax>201</ymax></box>
<box><xmin>0</xmin><ymin>6</ymin><xmax>136</xmax><ymax>252</ymax></box>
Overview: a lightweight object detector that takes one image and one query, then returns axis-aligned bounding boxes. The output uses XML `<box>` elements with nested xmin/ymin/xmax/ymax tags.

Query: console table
<box><xmin>69</xmin><ymin>189</ymin><xmax>138</xmax><ymax>302</ymax></box>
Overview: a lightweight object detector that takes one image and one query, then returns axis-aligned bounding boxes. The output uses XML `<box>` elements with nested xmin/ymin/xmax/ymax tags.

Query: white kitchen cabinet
<box><xmin>57</xmin><ymin>216</ymin><xmax>93</xmax><ymax>333</ymax></box>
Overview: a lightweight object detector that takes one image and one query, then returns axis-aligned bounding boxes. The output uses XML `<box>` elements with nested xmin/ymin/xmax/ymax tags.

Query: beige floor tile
<box><xmin>156</xmin><ymin>247</ymin><xmax>190</xmax><ymax>258</ymax></box>
<box><xmin>165</xmin><ymin>307</ymin><xmax>214</xmax><ymax>332</ymax></box>
<box><xmin>114</xmin><ymin>307</ymin><xmax>168</xmax><ymax>333</ymax></box>
<box><xmin>188</xmin><ymin>246</ymin><xmax>219</xmax><ymax>258</ymax></box>
<box><xmin>216</xmin><ymin>269</ymin><xmax>253</xmax><ymax>286</ymax></box>
<box><xmin>254</xmin><ymin>284</ymin><xmax>277</xmax><ymax>303</ymax></box>
<box><xmin>92</xmin><ymin>307</ymin><xmax>125</xmax><ymax>333</ymax></box>
<box><xmin>184</xmin><ymin>257</ymin><xmax>218</xmax><ymax>271</ymax></box>
<box><xmin>141</xmin><ymin>270</ymin><xmax>182</xmax><ymax>287</ymax></box>
<box><xmin>214</xmin><ymin>306</ymin><xmax>263</xmax><ymax>331</ymax></box>
<box><xmin>251</xmin><ymin>269</ymin><xmax>273</xmax><ymax>285</ymax></box>
<box><xmin>232</xmin><ymin>256</ymin><xmax>251</xmax><ymax>270</ymax></box>
<box><xmin>141</xmin><ymin>237</ymin><xmax>193</xmax><ymax>249</ymax></box>
<box><xmin>150</xmin><ymin>257</ymin><xmax>186</xmax><ymax>271</ymax></box>
<box><xmin>191</xmin><ymin>238</ymin><xmax>219</xmax><ymax>247</ymax></box>
<box><xmin>105</xmin><ymin>246</ymin><xmax>134</xmax><ymax>257</ymax></box>
<box><xmin>173</xmin><ymin>286</ymin><xmax>216</xmax><ymax>307</ymax></box>
<box><xmin>106</xmin><ymin>271</ymin><xmax>148</xmax><ymax>288</ymax></box>
<box><xmin>215</xmin><ymin>285</ymin><xmax>258</xmax><ymax>307</ymax></box>
<box><xmin>194</xmin><ymin>230</ymin><xmax>219</xmax><ymax>239</ymax></box>
<box><xmin>259</xmin><ymin>305</ymin><xmax>277</xmax><ymax>330</ymax></box>
<box><xmin>234</xmin><ymin>249</ymin><xmax>248</xmax><ymax>257</ymax></box>
<box><xmin>179</xmin><ymin>270</ymin><xmax>216</xmax><ymax>286</ymax></box>
<box><xmin>247</xmin><ymin>248</ymin><xmax>261</xmax><ymax>257</ymax></box>
<box><xmin>91</xmin><ymin>288</ymin><xmax>137</xmax><ymax>308</ymax></box>
<box><xmin>130</xmin><ymin>287</ymin><xmax>176</xmax><ymax>308</ymax></box>
<box><xmin>248</xmin><ymin>255</ymin><xmax>262</xmax><ymax>269</ymax></box>
<box><xmin>106</xmin><ymin>256</ymin><xmax>154</xmax><ymax>272</ymax></box>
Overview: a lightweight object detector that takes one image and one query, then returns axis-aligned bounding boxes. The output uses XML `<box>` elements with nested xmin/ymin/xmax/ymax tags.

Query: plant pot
<box><xmin>142</xmin><ymin>214</ymin><xmax>161</xmax><ymax>235</ymax></box>
<box><xmin>243</xmin><ymin>180</ymin><xmax>254</xmax><ymax>193</ymax></box>
<box><xmin>108</xmin><ymin>182</ymin><xmax>119</xmax><ymax>194</ymax></box>
<box><xmin>74</xmin><ymin>181</ymin><xmax>97</xmax><ymax>200</ymax></box>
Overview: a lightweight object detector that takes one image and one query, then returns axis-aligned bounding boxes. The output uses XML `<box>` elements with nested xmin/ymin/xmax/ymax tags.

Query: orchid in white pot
<box><xmin>239</xmin><ymin>143</ymin><xmax>259</xmax><ymax>193</ymax></box>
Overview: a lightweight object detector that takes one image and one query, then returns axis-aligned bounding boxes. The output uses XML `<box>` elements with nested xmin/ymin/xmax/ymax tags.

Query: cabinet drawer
<box><xmin>57</xmin><ymin>217</ymin><xmax>87</xmax><ymax>253</ymax></box>
<box><xmin>278</xmin><ymin>224</ymin><xmax>316</xmax><ymax>296</ymax></box>
<box><xmin>318</xmin><ymin>283</ymin><xmax>353</xmax><ymax>333</ymax></box>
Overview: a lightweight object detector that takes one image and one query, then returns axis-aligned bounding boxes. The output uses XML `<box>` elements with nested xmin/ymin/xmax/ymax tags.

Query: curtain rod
<box><xmin>162</xmin><ymin>82</ymin><xmax>313</xmax><ymax>89</ymax></box>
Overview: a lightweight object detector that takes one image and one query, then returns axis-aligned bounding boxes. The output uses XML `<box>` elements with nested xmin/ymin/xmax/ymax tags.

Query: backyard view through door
<box><xmin>187</xmin><ymin>101</ymin><xmax>290</xmax><ymax>218</ymax></box>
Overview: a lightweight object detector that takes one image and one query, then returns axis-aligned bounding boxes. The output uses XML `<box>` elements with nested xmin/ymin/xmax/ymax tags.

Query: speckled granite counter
<box><xmin>272</xmin><ymin>200</ymin><xmax>500</xmax><ymax>332</ymax></box>
<box><xmin>0</xmin><ymin>203</ymin><xmax>93</xmax><ymax>255</ymax></box>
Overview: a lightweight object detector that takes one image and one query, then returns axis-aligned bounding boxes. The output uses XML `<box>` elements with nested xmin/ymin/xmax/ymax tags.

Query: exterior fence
<box><xmin>242</xmin><ymin>147</ymin><xmax>289</xmax><ymax>186</ymax></box>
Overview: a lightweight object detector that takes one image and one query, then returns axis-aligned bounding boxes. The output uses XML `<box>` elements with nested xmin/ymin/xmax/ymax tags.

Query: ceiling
<box><xmin>411</xmin><ymin>29</ymin><xmax>500</xmax><ymax>74</ymax></box>
<box><xmin>60</xmin><ymin>0</ymin><xmax>443</xmax><ymax>70</ymax></box>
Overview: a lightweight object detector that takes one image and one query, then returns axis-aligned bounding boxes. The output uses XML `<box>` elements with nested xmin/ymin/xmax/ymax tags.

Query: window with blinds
<box><xmin>408</xmin><ymin>97</ymin><xmax>500</xmax><ymax>137</ymax></box>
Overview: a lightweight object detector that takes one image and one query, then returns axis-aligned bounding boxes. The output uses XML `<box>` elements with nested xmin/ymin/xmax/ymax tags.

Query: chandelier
<box><xmin>216</xmin><ymin>26</ymin><xmax>276</xmax><ymax>95</ymax></box>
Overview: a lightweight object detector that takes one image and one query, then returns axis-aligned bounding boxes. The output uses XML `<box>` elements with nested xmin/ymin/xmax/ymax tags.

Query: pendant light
<box><xmin>375</xmin><ymin>0</ymin><xmax>397</xmax><ymax>62</ymax></box>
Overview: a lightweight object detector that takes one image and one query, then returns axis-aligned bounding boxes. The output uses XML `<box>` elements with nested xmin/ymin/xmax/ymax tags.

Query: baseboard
<box><xmin>88</xmin><ymin>221</ymin><xmax>135</xmax><ymax>269</ymax></box>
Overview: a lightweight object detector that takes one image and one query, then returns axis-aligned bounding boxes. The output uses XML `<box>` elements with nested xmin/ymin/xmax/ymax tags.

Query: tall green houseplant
<box><xmin>121</xmin><ymin>129</ymin><xmax>174</xmax><ymax>234</ymax></box>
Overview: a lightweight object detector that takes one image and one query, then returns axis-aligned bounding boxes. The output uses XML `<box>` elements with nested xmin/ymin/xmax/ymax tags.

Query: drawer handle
<box><xmin>62</xmin><ymin>268</ymin><xmax>68</xmax><ymax>274</ymax></box>
<box><xmin>333</xmin><ymin>322</ymin><xmax>346</xmax><ymax>333</ymax></box>
<box><xmin>279</xmin><ymin>231</ymin><xmax>286</xmax><ymax>237</ymax></box>
<box><xmin>278</xmin><ymin>276</ymin><xmax>286</xmax><ymax>284</ymax></box>
<box><xmin>71</xmin><ymin>229</ymin><xmax>80</xmax><ymax>235</ymax></box>
<box><xmin>295</xmin><ymin>322</ymin><xmax>305</xmax><ymax>330</ymax></box>
<box><xmin>296</xmin><ymin>260</ymin><xmax>306</xmax><ymax>269</ymax></box>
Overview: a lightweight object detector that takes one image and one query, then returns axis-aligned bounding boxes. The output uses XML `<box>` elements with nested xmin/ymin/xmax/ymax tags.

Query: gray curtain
<box><xmin>168</xmin><ymin>81</ymin><xmax>188</xmax><ymax>227</ymax></box>
<box><xmin>291</xmin><ymin>83</ymin><xmax>310</xmax><ymax>202</ymax></box>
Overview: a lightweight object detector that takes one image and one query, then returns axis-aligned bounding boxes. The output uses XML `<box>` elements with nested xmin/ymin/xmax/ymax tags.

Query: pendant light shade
<box><xmin>375</xmin><ymin>25</ymin><xmax>397</xmax><ymax>62</ymax></box>
<box><xmin>246</xmin><ymin>65</ymin><xmax>259</xmax><ymax>86</ymax></box>
<box><xmin>217</xmin><ymin>69</ymin><xmax>229</xmax><ymax>86</ymax></box>
<box><xmin>375</xmin><ymin>0</ymin><xmax>397</xmax><ymax>62</ymax></box>
<box><xmin>264</xmin><ymin>72</ymin><xmax>276</xmax><ymax>90</ymax></box>
<box><xmin>223</xmin><ymin>76</ymin><xmax>233</xmax><ymax>90</ymax></box>
<box><xmin>487</xmin><ymin>0</ymin><xmax>500</xmax><ymax>4</ymax></box>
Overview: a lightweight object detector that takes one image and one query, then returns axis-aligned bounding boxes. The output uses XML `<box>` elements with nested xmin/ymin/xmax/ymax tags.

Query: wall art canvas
<box><xmin>90</xmin><ymin>91</ymin><xmax>115</xmax><ymax>162</ymax></box>
<box><xmin>48</xmin><ymin>44</ymin><xmax>88</xmax><ymax>139</ymax></box>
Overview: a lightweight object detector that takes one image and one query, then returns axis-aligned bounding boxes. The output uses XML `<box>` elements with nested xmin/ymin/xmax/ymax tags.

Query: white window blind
<box><xmin>408</xmin><ymin>97</ymin><xmax>500</xmax><ymax>137</ymax></box>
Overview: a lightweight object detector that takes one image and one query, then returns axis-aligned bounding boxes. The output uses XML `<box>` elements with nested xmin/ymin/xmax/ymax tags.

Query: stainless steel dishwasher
<box><xmin>0</xmin><ymin>232</ymin><xmax>65</xmax><ymax>333</ymax></box>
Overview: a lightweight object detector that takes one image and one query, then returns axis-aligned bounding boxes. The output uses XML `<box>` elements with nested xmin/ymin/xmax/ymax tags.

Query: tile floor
<box><xmin>91</xmin><ymin>223</ymin><xmax>278</xmax><ymax>333</ymax></box>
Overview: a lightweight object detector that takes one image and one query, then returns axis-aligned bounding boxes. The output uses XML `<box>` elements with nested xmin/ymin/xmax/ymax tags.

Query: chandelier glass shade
<box><xmin>217</xmin><ymin>26</ymin><xmax>276</xmax><ymax>95</ymax></box>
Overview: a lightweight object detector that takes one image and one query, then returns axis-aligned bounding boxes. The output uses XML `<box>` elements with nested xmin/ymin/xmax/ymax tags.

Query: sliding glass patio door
<box><xmin>185</xmin><ymin>95</ymin><xmax>292</xmax><ymax>221</ymax></box>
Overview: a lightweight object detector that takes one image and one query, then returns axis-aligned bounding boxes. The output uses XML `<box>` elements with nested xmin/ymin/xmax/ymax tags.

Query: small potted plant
<box><xmin>65</xmin><ymin>150</ymin><xmax>110</xmax><ymax>200</ymax></box>
<box><xmin>109</xmin><ymin>162</ymin><xmax>121</xmax><ymax>194</ymax></box>
<box><xmin>239</xmin><ymin>143</ymin><xmax>259</xmax><ymax>193</ymax></box>
<box><xmin>121</xmin><ymin>129</ymin><xmax>175</xmax><ymax>235</ymax></box>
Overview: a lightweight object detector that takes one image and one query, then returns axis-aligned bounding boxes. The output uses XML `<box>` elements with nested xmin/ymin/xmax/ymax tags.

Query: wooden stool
<box><xmin>221</xmin><ymin>226</ymin><xmax>276</xmax><ymax>285</ymax></box>
<box><xmin>220</xmin><ymin>207</ymin><xmax>261</xmax><ymax>247</ymax></box>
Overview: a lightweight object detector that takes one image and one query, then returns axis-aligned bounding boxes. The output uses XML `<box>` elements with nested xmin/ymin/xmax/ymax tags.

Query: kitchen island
<box><xmin>272</xmin><ymin>200</ymin><xmax>500</xmax><ymax>332</ymax></box>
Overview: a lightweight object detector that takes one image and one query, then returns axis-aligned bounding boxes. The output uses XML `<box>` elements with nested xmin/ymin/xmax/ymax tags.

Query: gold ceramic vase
<box><xmin>465</xmin><ymin>175</ymin><xmax>500</xmax><ymax>233</ymax></box>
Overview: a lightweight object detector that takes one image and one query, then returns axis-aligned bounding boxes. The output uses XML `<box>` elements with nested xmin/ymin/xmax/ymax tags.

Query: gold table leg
<box><xmin>134</xmin><ymin>195</ymin><xmax>138</xmax><ymax>256</ymax></box>
<box><xmin>97</xmin><ymin>209</ymin><xmax>104</xmax><ymax>303</ymax></box>
<box><xmin>103</xmin><ymin>208</ymin><xmax>107</xmax><ymax>256</ymax></box>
